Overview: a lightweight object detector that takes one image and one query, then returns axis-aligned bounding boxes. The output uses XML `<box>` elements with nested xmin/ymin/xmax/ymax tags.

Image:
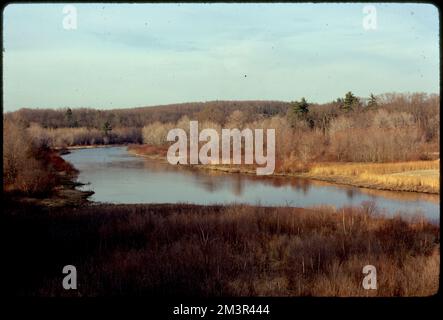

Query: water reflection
<box><xmin>62</xmin><ymin>146</ymin><xmax>440</xmax><ymax>220</ymax></box>
<box><xmin>346</xmin><ymin>189</ymin><xmax>355</xmax><ymax>200</ymax></box>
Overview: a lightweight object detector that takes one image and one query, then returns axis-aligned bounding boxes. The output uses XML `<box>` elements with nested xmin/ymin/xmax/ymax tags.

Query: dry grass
<box><xmin>4</xmin><ymin>199</ymin><xmax>439</xmax><ymax>297</ymax></box>
<box><xmin>127</xmin><ymin>144</ymin><xmax>440</xmax><ymax>193</ymax></box>
<box><xmin>127</xmin><ymin>144</ymin><xmax>168</xmax><ymax>159</ymax></box>
<box><xmin>308</xmin><ymin>160</ymin><xmax>440</xmax><ymax>193</ymax></box>
<box><xmin>309</xmin><ymin>160</ymin><xmax>439</xmax><ymax>176</ymax></box>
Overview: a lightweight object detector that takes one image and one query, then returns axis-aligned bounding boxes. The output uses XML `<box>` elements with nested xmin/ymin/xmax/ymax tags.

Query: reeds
<box><xmin>4</xmin><ymin>200</ymin><xmax>439</xmax><ymax>297</ymax></box>
<box><xmin>309</xmin><ymin>160</ymin><xmax>440</xmax><ymax>193</ymax></box>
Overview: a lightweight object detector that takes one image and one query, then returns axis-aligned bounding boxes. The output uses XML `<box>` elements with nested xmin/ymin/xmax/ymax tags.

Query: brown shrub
<box><xmin>3</xmin><ymin>120</ymin><xmax>57</xmax><ymax>195</ymax></box>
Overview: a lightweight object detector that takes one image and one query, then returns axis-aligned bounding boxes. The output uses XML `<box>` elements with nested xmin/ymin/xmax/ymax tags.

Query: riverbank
<box><xmin>127</xmin><ymin>144</ymin><xmax>440</xmax><ymax>194</ymax></box>
<box><xmin>304</xmin><ymin>161</ymin><xmax>439</xmax><ymax>194</ymax></box>
<box><xmin>4</xmin><ymin>149</ymin><xmax>93</xmax><ymax>207</ymax></box>
<box><xmin>55</xmin><ymin>144</ymin><xmax>129</xmax><ymax>154</ymax></box>
<box><xmin>4</xmin><ymin>198</ymin><xmax>439</xmax><ymax>297</ymax></box>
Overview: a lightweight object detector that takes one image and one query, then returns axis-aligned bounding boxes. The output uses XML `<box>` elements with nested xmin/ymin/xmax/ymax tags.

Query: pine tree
<box><xmin>102</xmin><ymin>121</ymin><xmax>112</xmax><ymax>136</ymax></box>
<box><xmin>292</xmin><ymin>97</ymin><xmax>309</xmax><ymax>117</ymax></box>
<box><xmin>334</xmin><ymin>97</ymin><xmax>344</xmax><ymax>108</ymax></box>
<box><xmin>65</xmin><ymin>108</ymin><xmax>73</xmax><ymax>127</ymax></box>
<box><xmin>367</xmin><ymin>93</ymin><xmax>378</xmax><ymax>108</ymax></box>
<box><xmin>342</xmin><ymin>91</ymin><xmax>359</xmax><ymax>112</ymax></box>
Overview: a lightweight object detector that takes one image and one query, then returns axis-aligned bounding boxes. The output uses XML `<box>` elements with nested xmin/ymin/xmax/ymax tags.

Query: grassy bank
<box><xmin>62</xmin><ymin>144</ymin><xmax>129</xmax><ymax>150</ymax></box>
<box><xmin>127</xmin><ymin>144</ymin><xmax>440</xmax><ymax>194</ymax></box>
<box><xmin>305</xmin><ymin>160</ymin><xmax>440</xmax><ymax>194</ymax></box>
<box><xmin>4</xmin><ymin>199</ymin><xmax>439</xmax><ymax>297</ymax></box>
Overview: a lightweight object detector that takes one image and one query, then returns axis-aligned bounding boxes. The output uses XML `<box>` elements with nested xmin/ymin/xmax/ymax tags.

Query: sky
<box><xmin>2</xmin><ymin>3</ymin><xmax>440</xmax><ymax>111</ymax></box>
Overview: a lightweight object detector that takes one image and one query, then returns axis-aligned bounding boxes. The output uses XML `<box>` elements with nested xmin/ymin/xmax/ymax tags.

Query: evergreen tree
<box><xmin>102</xmin><ymin>121</ymin><xmax>112</xmax><ymax>136</ymax></box>
<box><xmin>367</xmin><ymin>93</ymin><xmax>378</xmax><ymax>108</ymax></box>
<box><xmin>292</xmin><ymin>97</ymin><xmax>309</xmax><ymax>118</ymax></box>
<box><xmin>65</xmin><ymin>108</ymin><xmax>73</xmax><ymax>127</ymax></box>
<box><xmin>335</xmin><ymin>97</ymin><xmax>344</xmax><ymax>106</ymax></box>
<box><xmin>342</xmin><ymin>91</ymin><xmax>360</xmax><ymax>112</ymax></box>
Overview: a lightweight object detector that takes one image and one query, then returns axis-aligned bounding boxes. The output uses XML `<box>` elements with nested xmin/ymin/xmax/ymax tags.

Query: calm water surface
<box><xmin>62</xmin><ymin>146</ymin><xmax>440</xmax><ymax>221</ymax></box>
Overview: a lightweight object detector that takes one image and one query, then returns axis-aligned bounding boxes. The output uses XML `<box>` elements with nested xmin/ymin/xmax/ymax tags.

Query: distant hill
<box><xmin>5</xmin><ymin>100</ymin><xmax>291</xmax><ymax>128</ymax></box>
<box><xmin>5</xmin><ymin>92</ymin><xmax>438</xmax><ymax>130</ymax></box>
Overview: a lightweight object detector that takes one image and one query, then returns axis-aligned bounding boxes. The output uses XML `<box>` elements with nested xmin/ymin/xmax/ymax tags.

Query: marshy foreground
<box><xmin>4</xmin><ymin>198</ymin><xmax>439</xmax><ymax>297</ymax></box>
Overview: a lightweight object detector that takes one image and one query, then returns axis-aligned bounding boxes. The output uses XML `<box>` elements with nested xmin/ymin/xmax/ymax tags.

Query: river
<box><xmin>62</xmin><ymin>146</ymin><xmax>440</xmax><ymax>221</ymax></box>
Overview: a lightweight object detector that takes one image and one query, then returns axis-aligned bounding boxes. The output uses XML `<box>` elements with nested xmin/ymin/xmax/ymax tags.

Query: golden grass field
<box><xmin>308</xmin><ymin>160</ymin><xmax>440</xmax><ymax>194</ymax></box>
<box><xmin>128</xmin><ymin>145</ymin><xmax>440</xmax><ymax>194</ymax></box>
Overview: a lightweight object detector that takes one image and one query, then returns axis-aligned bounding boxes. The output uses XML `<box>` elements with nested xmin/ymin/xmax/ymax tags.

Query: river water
<box><xmin>62</xmin><ymin>146</ymin><xmax>440</xmax><ymax>221</ymax></box>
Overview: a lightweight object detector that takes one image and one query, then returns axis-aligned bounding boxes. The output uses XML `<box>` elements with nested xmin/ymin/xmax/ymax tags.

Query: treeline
<box><xmin>141</xmin><ymin>92</ymin><xmax>439</xmax><ymax>164</ymax></box>
<box><xmin>5</xmin><ymin>100</ymin><xmax>288</xmax><ymax>129</ymax></box>
<box><xmin>4</xmin><ymin>92</ymin><xmax>440</xmax><ymax>163</ymax></box>
<box><xmin>28</xmin><ymin>124</ymin><xmax>142</xmax><ymax>148</ymax></box>
<box><xmin>5</xmin><ymin>100</ymin><xmax>287</xmax><ymax>148</ymax></box>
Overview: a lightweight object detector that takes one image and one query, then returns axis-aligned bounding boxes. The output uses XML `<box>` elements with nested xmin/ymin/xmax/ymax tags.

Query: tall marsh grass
<box><xmin>4</xmin><ymin>200</ymin><xmax>439</xmax><ymax>297</ymax></box>
<box><xmin>309</xmin><ymin>160</ymin><xmax>440</xmax><ymax>193</ymax></box>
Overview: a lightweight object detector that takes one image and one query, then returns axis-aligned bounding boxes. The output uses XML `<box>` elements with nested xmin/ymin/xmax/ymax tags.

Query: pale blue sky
<box><xmin>2</xmin><ymin>3</ymin><xmax>440</xmax><ymax>111</ymax></box>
